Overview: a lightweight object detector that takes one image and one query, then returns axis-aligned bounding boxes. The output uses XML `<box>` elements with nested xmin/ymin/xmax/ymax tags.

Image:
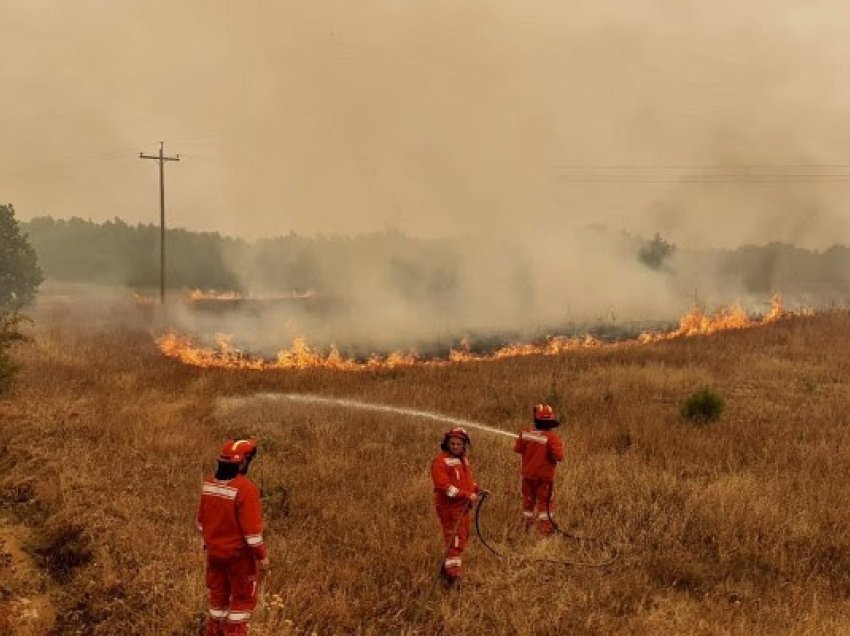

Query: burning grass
<box><xmin>1</xmin><ymin>298</ymin><xmax>849</xmax><ymax>634</ymax></box>
<box><xmin>157</xmin><ymin>294</ymin><xmax>792</xmax><ymax>372</ymax></box>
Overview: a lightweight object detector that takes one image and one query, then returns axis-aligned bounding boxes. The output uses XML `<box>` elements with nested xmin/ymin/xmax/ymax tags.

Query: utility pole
<box><xmin>140</xmin><ymin>142</ymin><xmax>180</xmax><ymax>304</ymax></box>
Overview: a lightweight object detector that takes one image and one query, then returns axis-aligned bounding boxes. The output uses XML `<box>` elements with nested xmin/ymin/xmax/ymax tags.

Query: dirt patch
<box><xmin>0</xmin><ymin>520</ymin><xmax>55</xmax><ymax>635</ymax></box>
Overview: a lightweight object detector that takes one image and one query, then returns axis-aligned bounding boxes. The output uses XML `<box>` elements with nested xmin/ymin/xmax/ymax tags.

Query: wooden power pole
<box><xmin>140</xmin><ymin>142</ymin><xmax>180</xmax><ymax>303</ymax></box>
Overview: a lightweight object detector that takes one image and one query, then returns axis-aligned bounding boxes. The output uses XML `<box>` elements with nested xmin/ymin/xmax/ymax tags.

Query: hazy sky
<box><xmin>3</xmin><ymin>0</ymin><xmax>850</xmax><ymax>247</ymax></box>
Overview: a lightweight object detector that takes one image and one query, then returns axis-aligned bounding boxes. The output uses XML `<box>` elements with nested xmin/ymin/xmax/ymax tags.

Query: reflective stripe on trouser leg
<box><xmin>521</xmin><ymin>478</ymin><xmax>538</xmax><ymax>520</ymax></box>
<box><xmin>444</xmin><ymin>557</ymin><xmax>462</xmax><ymax>569</ymax></box>
<box><xmin>205</xmin><ymin>556</ymin><xmax>232</xmax><ymax>636</ymax></box>
<box><xmin>536</xmin><ymin>480</ymin><xmax>555</xmax><ymax>534</ymax></box>
<box><xmin>536</xmin><ymin>481</ymin><xmax>555</xmax><ymax>516</ymax></box>
<box><xmin>222</xmin><ymin>550</ymin><xmax>260</xmax><ymax>636</ymax></box>
<box><xmin>437</xmin><ymin>503</ymin><xmax>470</xmax><ymax>578</ymax></box>
<box><xmin>522</xmin><ymin>509</ymin><xmax>534</xmax><ymax>531</ymax></box>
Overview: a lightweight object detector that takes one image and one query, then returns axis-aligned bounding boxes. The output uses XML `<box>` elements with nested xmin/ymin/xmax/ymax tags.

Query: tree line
<box><xmin>21</xmin><ymin>216</ymin><xmax>463</xmax><ymax>300</ymax></box>
<box><xmin>20</xmin><ymin>216</ymin><xmax>850</xmax><ymax>299</ymax></box>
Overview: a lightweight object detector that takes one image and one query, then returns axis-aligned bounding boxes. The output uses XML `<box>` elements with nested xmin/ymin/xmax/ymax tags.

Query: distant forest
<box><xmin>21</xmin><ymin>216</ymin><xmax>460</xmax><ymax>296</ymax></box>
<box><xmin>21</xmin><ymin>216</ymin><xmax>850</xmax><ymax>300</ymax></box>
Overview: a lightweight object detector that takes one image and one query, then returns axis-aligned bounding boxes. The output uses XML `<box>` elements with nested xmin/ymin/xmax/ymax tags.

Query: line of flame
<box><xmin>156</xmin><ymin>294</ymin><xmax>794</xmax><ymax>372</ymax></box>
<box><xmin>187</xmin><ymin>289</ymin><xmax>316</xmax><ymax>301</ymax></box>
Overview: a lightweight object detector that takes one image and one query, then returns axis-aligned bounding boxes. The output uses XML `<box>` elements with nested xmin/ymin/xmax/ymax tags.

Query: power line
<box><xmin>555</xmin><ymin>177</ymin><xmax>850</xmax><ymax>183</ymax></box>
<box><xmin>553</xmin><ymin>164</ymin><xmax>850</xmax><ymax>170</ymax></box>
<box><xmin>551</xmin><ymin>164</ymin><xmax>850</xmax><ymax>184</ymax></box>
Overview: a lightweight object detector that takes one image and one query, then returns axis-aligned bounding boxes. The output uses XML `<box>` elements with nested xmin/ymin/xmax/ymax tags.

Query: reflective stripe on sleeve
<box><xmin>245</xmin><ymin>534</ymin><xmax>264</xmax><ymax>546</ymax></box>
<box><xmin>521</xmin><ymin>432</ymin><xmax>548</xmax><ymax>444</ymax></box>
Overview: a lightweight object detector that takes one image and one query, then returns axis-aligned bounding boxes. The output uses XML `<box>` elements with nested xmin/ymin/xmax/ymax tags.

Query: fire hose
<box><xmin>544</xmin><ymin>485</ymin><xmax>611</xmax><ymax>547</ymax></box>
<box><xmin>473</xmin><ymin>492</ymin><xmax>619</xmax><ymax>568</ymax></box>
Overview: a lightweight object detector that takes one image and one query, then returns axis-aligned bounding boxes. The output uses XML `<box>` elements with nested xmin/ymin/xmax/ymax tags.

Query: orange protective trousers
<box><xmin>204</xmin><ymin>550</ymin><xmax>259</xmax><ymax>636</ymax></box>
<box><xmin>436</xmin><ymin>502</ymin><xmax>471</xmax><ymax>579</ymax></box>
<box><xmin>521</xmin><ymin>478</ymin><xmax>555</xmax><ymax>535</ymax></box>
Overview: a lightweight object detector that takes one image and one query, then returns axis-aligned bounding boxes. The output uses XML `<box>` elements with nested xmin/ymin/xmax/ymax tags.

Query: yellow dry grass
<box><xmin>1</xmin><ymin>300</ymin><xmax>849</xmax><ymax>635</ymax></box>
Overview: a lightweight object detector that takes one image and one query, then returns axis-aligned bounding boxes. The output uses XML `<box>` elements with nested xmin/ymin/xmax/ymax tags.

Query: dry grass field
<box><xmin>1</xmin><ymin>299</ymin><xmax>849</xmax><ymax>635</ymax></box>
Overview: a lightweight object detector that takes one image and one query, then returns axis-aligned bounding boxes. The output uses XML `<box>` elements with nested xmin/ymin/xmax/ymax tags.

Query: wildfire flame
<box><xmin>187</xmin><ymin>289</ymin><xmax>316</xmax><ymax>301</ymax></box>
<box><xmin>157</xmin><ymin>294</ymin><xmax>794</xmax><ymax>372</ymax></box>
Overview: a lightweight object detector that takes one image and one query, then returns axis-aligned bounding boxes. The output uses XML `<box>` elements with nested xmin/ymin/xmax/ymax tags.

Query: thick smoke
<box><xmin>162</xmin><ymin>226</ymin><xmax>794</xmax><ymax>357</ymax></box>
<box><xmin>6</xmin><ymin>1</ymin><xmax>850</xmax><ymax>351</ymax></box>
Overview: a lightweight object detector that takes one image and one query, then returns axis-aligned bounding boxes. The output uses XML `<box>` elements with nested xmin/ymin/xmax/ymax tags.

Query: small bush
<box><xmin>681</xmin><ymin>387</ymin><xmax>726</xmax><ymax>424</ymax></box>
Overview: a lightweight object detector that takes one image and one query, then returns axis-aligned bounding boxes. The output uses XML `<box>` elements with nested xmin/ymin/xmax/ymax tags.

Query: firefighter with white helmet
<box><xmin>430</xmin><ymin>427</ymin><xmax>484</xmax><ymax>586</ymax></box>
<box><xmin>197</xmin><ymin>438</ymin><xmax>269</xmax><ymax>636</ymax></box>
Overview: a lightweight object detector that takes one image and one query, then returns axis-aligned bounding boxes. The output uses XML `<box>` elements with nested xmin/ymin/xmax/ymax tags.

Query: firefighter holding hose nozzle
<box><xmin>513</xmin><ymin>404</ymin><xmax>564</xmax><ymax>535</ymax></box>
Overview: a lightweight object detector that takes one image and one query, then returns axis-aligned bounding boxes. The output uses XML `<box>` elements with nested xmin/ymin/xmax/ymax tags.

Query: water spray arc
<box><xmin>240</xmin><ymin>393</ymin><xmax>517</xmax><ymax>439</ymax></box>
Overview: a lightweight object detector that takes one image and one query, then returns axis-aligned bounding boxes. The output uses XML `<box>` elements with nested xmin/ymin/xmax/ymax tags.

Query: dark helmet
<box><xmin>440</xmin><ymin>427</ymin><xmax>471</xmax><ymax>452</ymax></box>
<box><xmin>533</xmin><ymin>404</ymin><xmax>560</xmax><ymax>429</ymax></box>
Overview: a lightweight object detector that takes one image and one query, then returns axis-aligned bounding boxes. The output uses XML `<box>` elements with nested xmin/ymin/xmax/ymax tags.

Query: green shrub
<box><xmin>681</xmin><ymin>387</ymin><xmax>725</xmax><ymax>424</ymax></box>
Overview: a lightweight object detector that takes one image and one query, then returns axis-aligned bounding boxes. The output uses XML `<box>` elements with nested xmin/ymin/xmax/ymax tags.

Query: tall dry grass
<box><xmin>0</xmin><ymin>299</ymin><xmax>849</xmax><ymax>634</ymax></box>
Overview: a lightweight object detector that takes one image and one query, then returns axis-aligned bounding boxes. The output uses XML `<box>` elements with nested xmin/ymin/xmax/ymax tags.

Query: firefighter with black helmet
<box><xmin>430</xmin><ymin>427</ymin><xmax>484</xmax><ymax>586</ymax></box>
<box><xmin>197</xmin><ymin>438</ymin><xmax>269</xmax><ymax>636</ymax></box>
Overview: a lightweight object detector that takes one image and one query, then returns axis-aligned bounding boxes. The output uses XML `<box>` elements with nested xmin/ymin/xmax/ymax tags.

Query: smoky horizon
<box><xmin>3</xmin><ymin>1</ymin><xmax>850</xmax><ymax>250</ymax></box>
<box><xmin>7</xmin><ymin>1</ymin><xmax>850</xmax><ymax>353</ymax></box>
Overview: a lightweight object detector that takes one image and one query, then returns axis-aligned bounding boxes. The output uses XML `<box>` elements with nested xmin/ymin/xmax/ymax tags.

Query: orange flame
<box><xmin>188</xmin><ymin>289</ymin><xmax>242</xmax><ymax>301</ymax></box>
<box><xmin>156</xmin><ymin>294</ymin><xmax>796</xmax><ymax>372</ymax></box>
<box><xmin>187</xmin><ymin>289</ymin><xmax>317</xmax><ymax>301</ymax></box>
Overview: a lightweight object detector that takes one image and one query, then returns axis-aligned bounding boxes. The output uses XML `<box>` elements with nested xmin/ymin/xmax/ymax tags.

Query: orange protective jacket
<box><xmin>431</xmin><ymin>451</ymin><xmax>480</xmax><ymax>506</ymax></box>
<box><xmin>197</xmin><ymin>475</ymin><xmax>267</xmax><ymax>561</ymax></box>
<box><xmin>513</xmin><ymin>428</ymin><xmax>564</xmax><ymax>482</ymax></box>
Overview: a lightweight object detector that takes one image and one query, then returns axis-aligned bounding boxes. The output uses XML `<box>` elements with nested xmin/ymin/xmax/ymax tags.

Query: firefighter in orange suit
<box><xmin>513</xmin><ymin>404</ymin><xmax>565</xmax><ymax>535</ymax></box>
<box><xmin>431</xmin><ymin>427</ymin><xmax>484</xmax><ymax>586</ymax></box>
<box><xmin>197</xmin><ymin>438</ymin><xmax>269</xmax><ymax>636</ymax></box>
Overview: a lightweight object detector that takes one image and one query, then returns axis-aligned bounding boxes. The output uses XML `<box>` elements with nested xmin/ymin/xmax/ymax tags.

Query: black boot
<box><xmin>440</xmin><ymin>567</ymin><xmax>460</xmax><ymax>590</ymax></box>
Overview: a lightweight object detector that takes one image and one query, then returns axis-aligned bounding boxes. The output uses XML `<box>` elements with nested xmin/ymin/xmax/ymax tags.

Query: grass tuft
<box><xmin>680</xmin><ymin>387</ymin><xmax>726</xmax><ymax>424</ymax></box>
